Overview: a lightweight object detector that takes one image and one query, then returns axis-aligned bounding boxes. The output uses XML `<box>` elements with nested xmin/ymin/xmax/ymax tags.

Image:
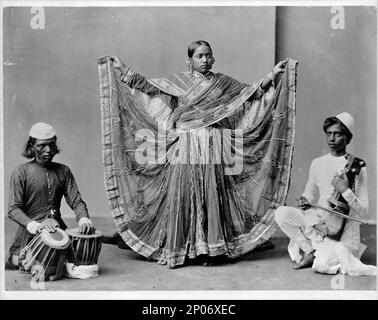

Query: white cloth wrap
<box><xmin>65</xmin><ymin>263</ymin><xmax>99</xmax><ymax>279</ymax></box>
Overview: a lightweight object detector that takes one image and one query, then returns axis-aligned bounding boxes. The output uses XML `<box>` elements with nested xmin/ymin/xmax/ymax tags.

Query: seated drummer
<box><xmin>274</xmin><ymin>113</ymin><xmax>375</xmax><ymax>275</ymax></box>
<box><xmin>5</xmin><ymin>122</ymin><xmax>95</xmax><ymax>270</ymax></box>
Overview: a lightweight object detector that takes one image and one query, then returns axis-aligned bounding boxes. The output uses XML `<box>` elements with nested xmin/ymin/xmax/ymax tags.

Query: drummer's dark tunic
<box><xmin>7</xmin><ymin>160</ymin><xmax>89</xmax><ymax>256</ymax></box>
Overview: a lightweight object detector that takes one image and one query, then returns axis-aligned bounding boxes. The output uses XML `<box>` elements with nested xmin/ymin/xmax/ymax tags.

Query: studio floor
<box><xmin>3</xmin><ymin>217</ymin><xmax>377</xmax><ymax>294</ymax></box>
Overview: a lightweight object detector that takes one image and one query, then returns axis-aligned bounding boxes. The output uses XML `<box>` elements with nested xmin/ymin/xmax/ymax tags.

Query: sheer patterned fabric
<box><xmin>98</xmin><ymin>56</ymin><xmax>298</xmax><ymax>268</ymax></box>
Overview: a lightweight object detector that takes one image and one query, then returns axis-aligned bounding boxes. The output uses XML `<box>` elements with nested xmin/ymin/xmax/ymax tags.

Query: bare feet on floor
<box><xmin>293</xmin><ymin>250</ymin><xmax>315</xmax><ymax>269</ymax></box>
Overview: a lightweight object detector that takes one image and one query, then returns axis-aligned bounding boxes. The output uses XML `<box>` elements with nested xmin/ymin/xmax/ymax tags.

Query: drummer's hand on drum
<box><xmin>39</xmin><ymin>219</ymin><xmax>58</xmax><ymax>233</ymax></box>
<box><xmin>80</xmin><ymin>222</ymin><xmax>96</xmax><ymax>235</ymax></box>
<box><xmin>36</xmin><ymin>224</ymin><xmax>45</xmax><ymax>233</ymax></box>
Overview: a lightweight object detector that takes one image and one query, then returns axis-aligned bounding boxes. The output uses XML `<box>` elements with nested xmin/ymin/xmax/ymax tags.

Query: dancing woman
<box><xmin>98</xmin><ymin>40</ymin><xmax>298</xmax><ymax>268</ymax></box>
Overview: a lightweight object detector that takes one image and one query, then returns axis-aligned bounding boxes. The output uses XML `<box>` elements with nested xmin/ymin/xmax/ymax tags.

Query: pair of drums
<box><xmin>20</xmin><ymin>227</ymin><xmax>103</xmax><ymax>281</ymax></box>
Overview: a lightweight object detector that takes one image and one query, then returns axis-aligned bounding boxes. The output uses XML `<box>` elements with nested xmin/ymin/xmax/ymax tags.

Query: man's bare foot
<box><xmin>293</xmin><ymin>250</ymin><xmax>315</xmax><ymax>269</ymax></box>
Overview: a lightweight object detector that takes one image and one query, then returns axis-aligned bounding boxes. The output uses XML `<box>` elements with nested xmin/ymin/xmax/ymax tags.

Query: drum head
<box><xmin>40</xmin><ymin>228</ymin><xmax>70</xmax><ymax>249</ymax></box>
<box><xmin>66</xmin><ymin>228</ymin><xmax>103</xmax><ymax>239</ymax></box>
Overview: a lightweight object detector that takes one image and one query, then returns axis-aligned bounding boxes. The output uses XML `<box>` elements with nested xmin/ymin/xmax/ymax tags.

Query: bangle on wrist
<box><xmin>267</xmin><ymin>71</ymin><xmax>274</xmax><ymax>82</ymax></box>
<box><xmin>119</xmin><ymin>67</ymin><xmax>135</xmax><ymax>84</ymax></box>
<box><xmin>120</xmin><ymin>66</ymin><xmax>129</xmax><ymax>76</ymax></box>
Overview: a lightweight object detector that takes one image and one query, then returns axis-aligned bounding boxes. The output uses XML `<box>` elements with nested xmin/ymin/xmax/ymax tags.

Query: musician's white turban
<box><xmin>335</xmin><ymin>112</ymin><xmax>354</xmax><ymax>136</ymax></box>
<box><xmin>29</xmin><ymin>122</ymin><xmax>56</xmax><ymax>139</ymax></box>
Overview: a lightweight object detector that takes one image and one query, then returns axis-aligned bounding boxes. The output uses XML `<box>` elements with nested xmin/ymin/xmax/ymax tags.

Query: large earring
<box><xmin>187</xmin><ymin>58</ymin><xmax>193</xmax><ymax>73</ymax></box>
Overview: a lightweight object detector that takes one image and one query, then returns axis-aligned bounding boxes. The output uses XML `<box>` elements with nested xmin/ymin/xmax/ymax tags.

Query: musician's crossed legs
<box><xmin>275</xmin><ymin>206</ymin><xmax>315</xmax><ymax>269</ymax></box>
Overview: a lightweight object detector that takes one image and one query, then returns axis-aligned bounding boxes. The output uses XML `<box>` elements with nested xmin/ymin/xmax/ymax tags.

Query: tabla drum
<box><xmin>19</xmin><ymin>228</ymin><xmax>70</xmax><ymax>281</ymax></box>
<box><xmin>66</xmin><ymin>228</ymin><xmax>103</xmax><ymax>266</ymax></box>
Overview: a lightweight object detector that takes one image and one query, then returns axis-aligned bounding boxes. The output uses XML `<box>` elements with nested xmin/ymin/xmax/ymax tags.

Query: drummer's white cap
<box><xmin>335</xmin><ymin>112</ymin><xmax>354</xmax><ymax>136</ymax></box>
<box><xmin>29</xmin><ymin>122</ymin><xmax>56</xmax><ymax>139</ymax></box>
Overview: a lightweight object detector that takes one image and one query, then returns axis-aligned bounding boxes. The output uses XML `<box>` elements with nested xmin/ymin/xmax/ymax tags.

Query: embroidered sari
<box><xmin>98</xmin><ymin>56</ymin><xmax>298</xmax><ymax>268</ymax></box>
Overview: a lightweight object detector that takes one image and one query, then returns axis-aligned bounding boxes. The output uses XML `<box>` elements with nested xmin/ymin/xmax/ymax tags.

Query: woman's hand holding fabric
<box><xmin>273</xmin><ymin>60</ymin><xmax>287</xmax><ymax>78</ymax></box>
<box><xmin>110</xmin><ymin>56</ymin><xmax>127</xmax><ymax>73</ymax></box>
<box><xmin>262</xmin><ymin>60</ymin><xmax>287</xmax><ymax>90</ymax></box>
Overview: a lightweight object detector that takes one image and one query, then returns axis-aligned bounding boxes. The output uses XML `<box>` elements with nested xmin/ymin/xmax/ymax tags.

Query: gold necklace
<box><xmin>189</xmin><ymin>71</ymin><xmax>214</xmax><ymax>81</ymax></box>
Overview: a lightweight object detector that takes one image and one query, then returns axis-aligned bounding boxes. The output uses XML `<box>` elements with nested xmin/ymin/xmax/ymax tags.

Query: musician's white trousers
<box><xmin>275</xmin><ymin>206</ymin><xmax>315</xmax><ymax>262</ymax></box>
<box><xmin>275</xmin><ymin>206</ymin><xmax>377</xmax><ymax>276</ymax></box>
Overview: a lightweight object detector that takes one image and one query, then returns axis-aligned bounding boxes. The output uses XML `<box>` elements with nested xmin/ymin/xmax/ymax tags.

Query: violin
<box><xmin>324</xmin><ymin>154</ymin><xmax>366</xmax><ymax>241</ymax></box>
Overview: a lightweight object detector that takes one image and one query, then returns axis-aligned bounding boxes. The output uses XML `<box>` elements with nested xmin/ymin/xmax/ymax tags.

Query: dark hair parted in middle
<box><xmin>187</xmin><ymin>40</ymin><xmax>213</xmax><ymax>58</ymax></box>
<box><xmin>323</xmin><ymin>116</ymin><xmax>353</xmax><ymax>142</ymax></box>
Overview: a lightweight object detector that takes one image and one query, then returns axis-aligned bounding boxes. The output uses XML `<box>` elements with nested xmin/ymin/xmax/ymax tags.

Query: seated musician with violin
<box><xmin>275</xmin><ymin>112</ymin><xmax>376</xmax><ymax>275</ymax></box>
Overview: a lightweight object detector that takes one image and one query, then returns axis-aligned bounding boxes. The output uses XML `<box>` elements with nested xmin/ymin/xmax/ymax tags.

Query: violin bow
<box><xmin>295</xmin><ymin>199</ymin><xmax>369</xmax><ymax>225</ymax></box>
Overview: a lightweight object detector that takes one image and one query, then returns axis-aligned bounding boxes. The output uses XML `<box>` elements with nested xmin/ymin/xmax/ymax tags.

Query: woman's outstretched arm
<box><xmin>261</xmin><ymin>60</ymin><xmax>287</xmax><ymax>90</ymax></box>
<box><xmin>110</xmin><ymin>56</ymin><xmax>161</xmax><ymax>95</ymax></box>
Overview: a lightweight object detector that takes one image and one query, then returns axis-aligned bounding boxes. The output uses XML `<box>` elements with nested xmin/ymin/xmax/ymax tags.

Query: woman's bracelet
<box><xmin>119</xmin><ymin>66</ymin><xmax>130</xmax><ymax>78</ymax></box>
<box><xmin>266</xmin><ymin>71</ymin><xmax>275</xmax><ymax>82</ymax></box>
<box><xmin>119</xmin><ymin>66</ymin><xmax>135</xmax><ymax>84</ymax></box>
